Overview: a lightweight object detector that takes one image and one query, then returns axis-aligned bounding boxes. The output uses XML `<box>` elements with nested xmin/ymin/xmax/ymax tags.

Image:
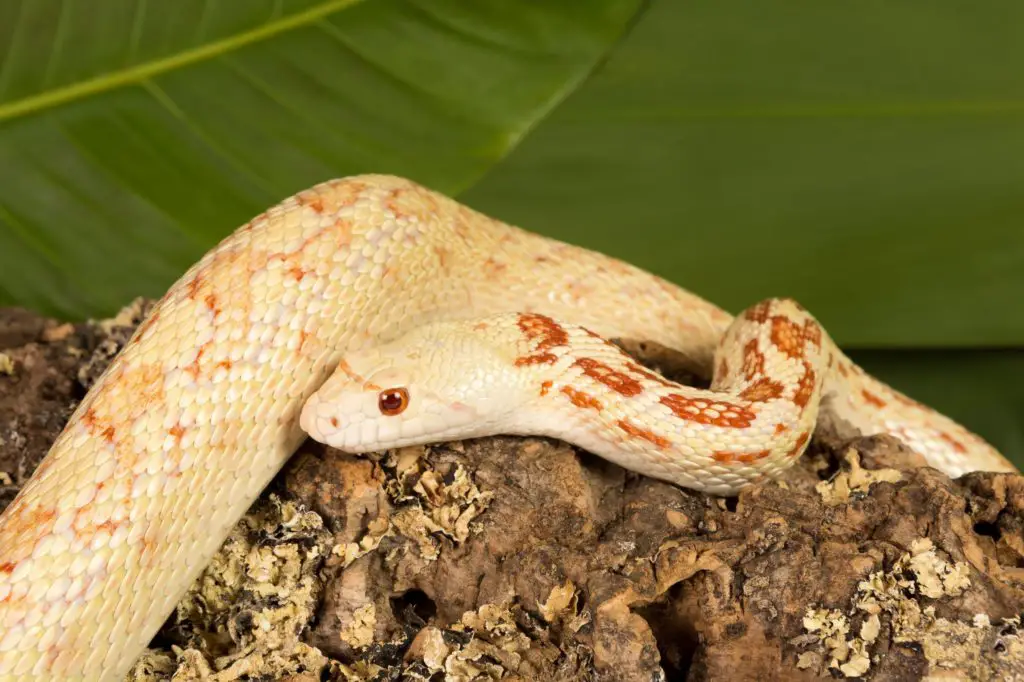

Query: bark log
<box><xmin>1</xmin><ymin>302</ymin><xmax>1022</xmax><ymax>681</ymax></box>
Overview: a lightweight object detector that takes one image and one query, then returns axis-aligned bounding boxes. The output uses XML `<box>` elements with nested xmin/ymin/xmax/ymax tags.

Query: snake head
<box><xmin>300</xmin><ymin>318</ymin><xmax>535</xmax><ymax>452</ymax></box>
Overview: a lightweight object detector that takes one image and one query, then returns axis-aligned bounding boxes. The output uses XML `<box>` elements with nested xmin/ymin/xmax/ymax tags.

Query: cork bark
<box><xmin>1</xmin><ymin>302</ymin><xmax>1022</xmax><ymax>682</ymax></box>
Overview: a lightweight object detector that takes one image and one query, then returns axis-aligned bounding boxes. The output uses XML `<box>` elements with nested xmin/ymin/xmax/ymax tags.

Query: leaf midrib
<box><xmin>0</xmin><ymin>0</ymin><xmax>364</xmax><ymax>124</ymax></box>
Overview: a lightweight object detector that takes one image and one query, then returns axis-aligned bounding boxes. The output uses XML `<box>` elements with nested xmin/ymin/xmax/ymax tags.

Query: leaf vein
<box><xmin>141</xmin><ymin>79</ymin><xmax>280</xmax><ymax>199</ymax></box>
<box><xmin>0</xmin><ymin>0</ymin><xmax>365</xmax><ymax>123</ymax></box>
<box><xmin>41</xmin><ymin>0</ymin><xmax>70</xmax><ymax>89</ymax></box>
<box><xmin>313</xmin><ymin>17</ymin><xmax>447</xmax><ymax>105</ymax></box>
<box><xmin>0</xmin><ymin>0</ymin><xmax>28</xmax><ymax>98</ymax></box>
<box><xmin>127</xmin><ymin>0</ymin><xmax>148</xmax><ymax>66</ymax></box>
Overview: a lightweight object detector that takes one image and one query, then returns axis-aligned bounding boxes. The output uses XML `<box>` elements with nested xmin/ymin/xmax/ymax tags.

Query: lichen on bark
<box><xmin>2</xmin><ymin>302</ymin><xmax>1023</xmax><ymax>681</ymax></box>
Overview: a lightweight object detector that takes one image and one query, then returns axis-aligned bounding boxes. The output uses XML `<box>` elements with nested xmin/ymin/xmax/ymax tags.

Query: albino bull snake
<box><xmin>0</xmin><ymin>175</ymin><xmax>1014</xmax><ymax>679</ymax></box>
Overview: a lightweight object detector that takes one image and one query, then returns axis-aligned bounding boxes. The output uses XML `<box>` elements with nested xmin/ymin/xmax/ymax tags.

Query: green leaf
<box><xmin>465</xmin><ymin>0</ymin><xmax>1024</xmax><ymax>349</ymax></box>
<box><xmin>0</xmin><ymin>0</ymin><xmax>641</xmax><ymax>318</ymax></box>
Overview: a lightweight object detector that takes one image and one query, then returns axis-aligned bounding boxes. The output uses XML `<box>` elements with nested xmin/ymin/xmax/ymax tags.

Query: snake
<box><xmin>0</xmin><ymin>174</ymin><xmax>1015</xmax><ymax>680</ymax></box>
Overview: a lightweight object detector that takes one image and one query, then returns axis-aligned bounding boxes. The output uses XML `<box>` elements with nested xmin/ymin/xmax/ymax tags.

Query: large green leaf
<box><xmin>465</xmin><ymin>0</ymin><xmax>1024</xmax><ymax>348</ymax></box>
<box><xmin>0</xmin><ymin>0</ymin><xmax>641</xmax><ymax>318</ymax></box>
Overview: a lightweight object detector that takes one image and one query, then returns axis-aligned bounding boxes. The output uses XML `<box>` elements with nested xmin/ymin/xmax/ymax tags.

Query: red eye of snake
<box><xmin>378</xmin><ymin>387</ymin><xmax>409</xmax><ymax>416</ymax></box>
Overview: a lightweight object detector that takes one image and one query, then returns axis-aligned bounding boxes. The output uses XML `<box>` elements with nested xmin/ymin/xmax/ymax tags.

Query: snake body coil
<box><xmin>0</xmin><ymin>175</ymin><xmax>1014</xmax><ymax>679</ymax></box>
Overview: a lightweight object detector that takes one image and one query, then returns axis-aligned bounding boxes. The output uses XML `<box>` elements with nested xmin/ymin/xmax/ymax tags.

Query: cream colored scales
<box><xmin>0</xmin><ymin>175</ymin><xmax>1013</xmax><ymax>679</ymax></box>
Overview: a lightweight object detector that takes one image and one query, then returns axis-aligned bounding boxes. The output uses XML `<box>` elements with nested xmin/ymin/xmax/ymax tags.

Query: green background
<box><xmin>1</xmin><ymin>0</ymin><xmax>1021</xmax><ymax>464</ymax></box>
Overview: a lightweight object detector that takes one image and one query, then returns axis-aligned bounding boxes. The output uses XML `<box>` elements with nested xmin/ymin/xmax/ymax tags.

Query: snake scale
<box><xmin>0</xmin><ymin>175</ymin><xmax>1015</xmax><ymax>679</ymax></box>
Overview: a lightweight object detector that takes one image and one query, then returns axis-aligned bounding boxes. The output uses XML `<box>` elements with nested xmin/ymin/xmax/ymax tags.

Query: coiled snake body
<box><xmin>0</xmin><ymin>175</ymin><xmax>1014</xmax><ymax>679</ymax></box>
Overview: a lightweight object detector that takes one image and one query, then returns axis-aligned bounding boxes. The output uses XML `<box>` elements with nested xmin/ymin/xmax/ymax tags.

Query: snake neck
<box><xmin>447</xmin><ymin>220</ymin><xmax>733</xmax><ymax>373</ymax></box>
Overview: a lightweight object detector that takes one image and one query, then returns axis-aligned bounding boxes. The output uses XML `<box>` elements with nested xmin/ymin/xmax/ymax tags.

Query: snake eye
<box><xmin>378</xmin><ymin>387</ymin><xmax>409</xmax><ymax>416</ymax></box>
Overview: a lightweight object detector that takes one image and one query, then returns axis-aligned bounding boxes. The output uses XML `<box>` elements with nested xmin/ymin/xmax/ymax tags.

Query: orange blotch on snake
<box><xmin>617</xmin><ymin>419</ymin><xmax>670</xmax><ymax>448</ymax></box>
<box><xmin>82</xmin><ymin>407</ymin><xmax>98</xmax><ymax>429</ymax></box>
<box><xmin>203</xmin><ymin>293</ymin><xmax>221</xmax><ymax>317</ymax></box>
<box><xmin>80</xmin><ymin>406</ymin><xmax>127</xmax><ymax>449</ymax></box>
<box><xmin>115</xmin><ymin>363</ymin><xmax>165</xmax><ymax>410</ymax></box>
<box><xmin>136</xmin><ymin>311</ymin><xmax>160</xmax><ymax>338</ymax></box>
<box><xmin>770</xmin><ymin>316</ymin><xmax>812</xmax><ymax>359</ymax></box>
<box><xmin>539</xmin><ymin>380</ymin><xmax>553</xmax><ymax>396</ymax></box>
<box><xmin>660</xmin><ymin>393</ymin><xmax>755</xmax><ymax>428</ymax></box>
<box><xmin>861</xmin><ymin>390</ymin><xmax>887</xmax><ymax>408</ymax></box>
<box><xmin>184</xmin><ymin>345</ymin><xmax>209</xmax><ymax>381</ymax></box>
<box><xmin>268</xmin><ymin>224</ymin><xmax>339</xmax><ymax>267</ymax></box>
<box><xmin>2</xmin><ymin>506</ymin><xmax>56</xmax><ymax>543</ymax></box>
<box><xmin>737</xmin><ymin>450</ymin><xmax>771</xmax><ymax>463</ymax></box>
<box><xmin>574</xmin><ymin>357</ymin><xmax>644</xmax><ymax>397</ymax></box>
<box><xmin>304</xmin><ymin>179</ymin><xmax>367</xmax><ymax>216</ymax></box>
<box><xmin>938</xmin><ymin>432</ymin><xmax>967</xmax><ymax>454</ymax></box>
<box><xmin>515</xmin><ymin>352</ymin><xmax>558</xmax><ymax>367</ymax></box>
<box><xmin>740</xmin><ymin>377</ymin><xmax>785</xmax><ymax>402</ymax></box>
<box><xmin>185</xmin><ymin>274</ymin><xmax>204</xmax><ymax>300</ymax></box>
<box><xmin>333</xmin><ymin>218</ymin><xmax>355</xmax><ymax>248</ymax></box>
<box><xmin>516</xmin><ymin>313</ymin><xmax>569</xmax><ymax>366</ymax></box>
<box><xmin>386</xmin><ymin>186</ymin><xmax>439</xmax><ymax>222</ymax></box>
<box><xmin>804</xmin><ymin>321</ymin><xmax>822</xmax><ymax>348</ymax></box>
<box><xmin>744</xmin><ymin>301</ymin><xmax>773</xmax><ymax>323</ymax></box>
<box><xmin>517</xmin><ymin>313</ymin><xmax>569</xmax><ymax>352</ymax></box>
<box><xmin>775</xmin><ymin>423</ymin><xmax>788</xmax><ymax>434</ymax></box>
<box><xmin>92</xmin><ymin>519</ymin><xmax>120</xmax><ymax>534</ymax></box>
<box><xmin>793</xmin><ymin>363</ymin><xmax>817</xmax><ymax>409</ymax></box>
<box><xmin>561</xmin><ymin>386</ymin><xmax>603</xmax><ymax>411</ymax></box>
<box><xmin>169</xmin><ymin>425</ymin><xmax>186</xmax><ymax>444</ymax></box>
<box><xmin>434</xmin><ymin>246</ymin><xmax>450</xmax><ymax>269</ymax></box>
<box><xmin>482</xmin><ymin>257</ymin><xmax>506</xmax><ymax>274</ymax></box>
<box><xmin>742</xmin><ymin>339</ymin><xmax>766</xmax><ymax>380</ymax></box>
<box><xmin>788</xmin><ymin>432</ymin><xmax>810</xmax><ymax>457</ymax></box>
<box><xmin>709</xmin><ymin>450</ymin><xmax>768</xmax><ymax>464</ymax></box>
<box><xmin>296</xmin><ymin>191</ymin><xmax>324</xmax><ymax>213</ymax></box>
<box><xmin>73</xmin><ymin>516</ymin><xmax>129</xmax><ymax>550</ymax></box>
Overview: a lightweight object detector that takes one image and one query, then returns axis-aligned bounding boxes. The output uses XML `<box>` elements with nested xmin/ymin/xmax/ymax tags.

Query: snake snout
<box><xmin>299</xmin><ymin>393</ymin><xmax>344</xmax><ymax>446</ymax></box>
